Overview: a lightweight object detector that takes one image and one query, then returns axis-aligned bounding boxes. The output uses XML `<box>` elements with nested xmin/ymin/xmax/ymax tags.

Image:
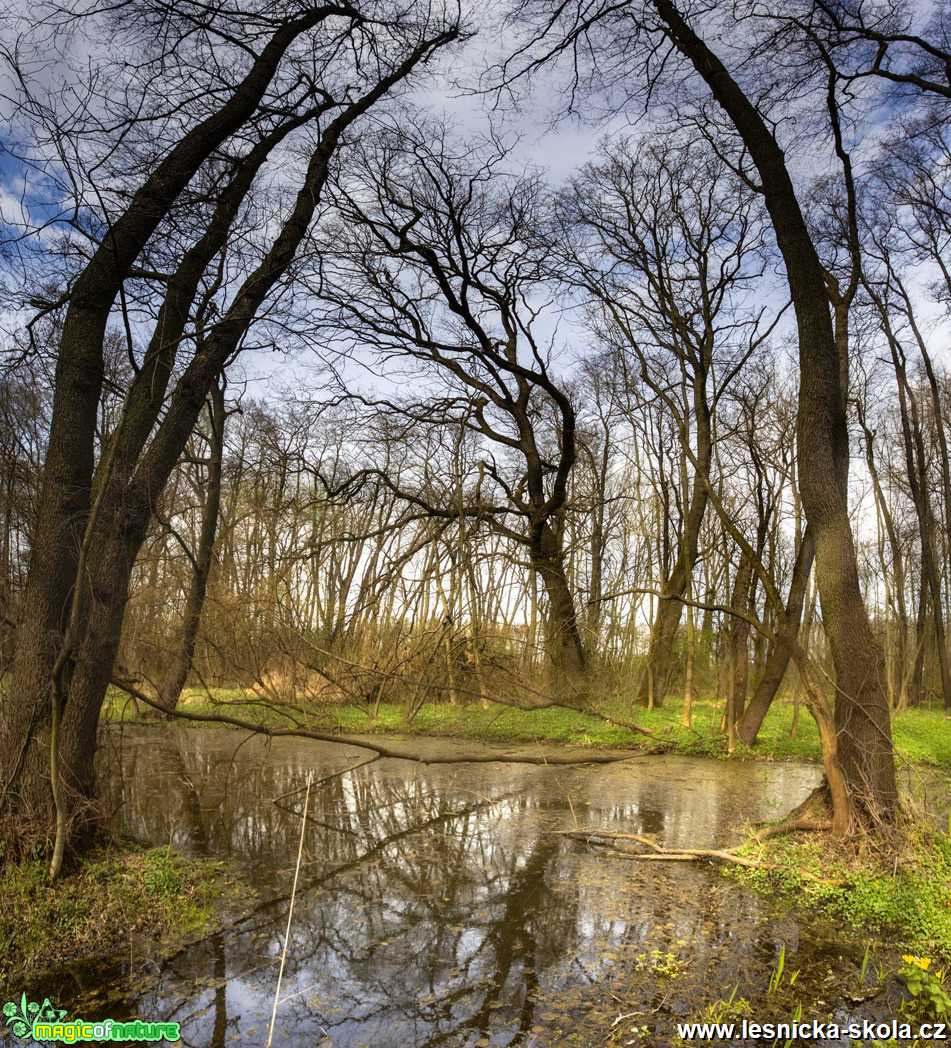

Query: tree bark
<box><xmin>890</xmin><ymin>341</ymin><xmax>951</xmax><ymax>708</ymax></box>
<box><xmin>654</xmin><ymin>0</ymin><xmax>897</xmax><ymax>819</ymax></box>
<box><xmin>157</xmin><ymin>383</ymin><xmax>226</xmax><ymax>712</ymax></box>
<box><xmin>737</xmin><ymin>526</ymin><xmax>815</xmax><ymax>746</ymax></box>
<box><xmin>530</xmin><ymin>520</ymin><xmax>587</xmax><ymax>679</ymax></box>
<box><xmin>682</xmin><ymin>577</ymin><xmax>695</xmax><ymax>728</ymax></box>
<box><xmin>727</xmin><ymin>550</ymin><xmax>754</xmax><ymax>747</ymax></box>
<box><xmin>857</xmin><ymin>401</ymin><xmax>911</xmax><ymax>710</ymax></box>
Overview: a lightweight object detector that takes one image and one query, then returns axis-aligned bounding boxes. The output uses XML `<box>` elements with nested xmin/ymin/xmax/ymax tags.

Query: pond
<box><xmin>10</xmin><ymin>726</ymin><xmax>951</xmax><ymax>1046</ymax></box>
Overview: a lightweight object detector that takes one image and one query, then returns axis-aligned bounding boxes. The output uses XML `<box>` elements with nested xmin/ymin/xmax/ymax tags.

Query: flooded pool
<box><xmin>8</xmin><ymin>725</ymin><xmax>947</xmax><ymax>1045</ymax></box>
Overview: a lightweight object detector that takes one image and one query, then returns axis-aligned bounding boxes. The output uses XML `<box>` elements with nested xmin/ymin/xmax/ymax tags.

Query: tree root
<box><xmin>752</xmin><ymin>817</ymin><xmax>833</xmax><ymax>842</ymax></box>
<box><xmin>782</xmin><ymin>782</ymin><xmax>835</xmax><ymax>823</ymax></box>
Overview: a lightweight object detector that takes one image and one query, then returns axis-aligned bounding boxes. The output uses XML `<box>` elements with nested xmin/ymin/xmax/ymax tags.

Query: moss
<box><xmin>0</xmin><ymin>841</ymin><xmax>252</xmax><ymax>986</ymax></box>
<box><xmin>102</xmin><ymin>688</ymin><xmax>951</xmax><ymax>771</ymax></box>
<box><xmin>730</xmin><ymin>827</ymin><xmax>951</xmax><ymax>962</ymax></box>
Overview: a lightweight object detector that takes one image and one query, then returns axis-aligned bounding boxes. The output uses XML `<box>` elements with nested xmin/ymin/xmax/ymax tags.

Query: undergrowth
<box><xmin>731</xmin><ymin>825</ymin><xmax>951</xmax><ymax>962</ymax></box>
<box><xmin>0</xmin><ymin>841</ymin><xmax>249</xmax><ymax>987</ymax></box>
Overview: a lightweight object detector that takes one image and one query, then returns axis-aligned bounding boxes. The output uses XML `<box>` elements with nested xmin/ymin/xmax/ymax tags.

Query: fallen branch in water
<box><xmin>551</xmin><ymin>827</ymin><xmax>848</xmax><ymax>883</ymax></box>
<box><xmin>110</xmin><ymin>676</ymin><xmax>650</xmax><ymax>766</ymax></box>
<box><xmin>550</xmin><ymin>828</ymin><xmax>761</xmax><ymax>867</ymax></box>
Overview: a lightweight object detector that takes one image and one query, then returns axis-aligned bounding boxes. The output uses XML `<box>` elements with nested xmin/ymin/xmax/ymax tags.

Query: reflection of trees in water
<box><xmin>211</xmin><ymin>933</ymin><xmax>227</xmax><ymax>1048</ymax></box>
<box><xmin>165</xmin><ymin>933</ymin><xmax>233</xmax><ymax>1048</ymax></box>
<box><xmin>104</xmin><ymin>732</ymin><xmax>802</xmax><ymax>1045</ymax></box>
<box><xmin>429</xmin><ymin>835</ymin><xmax>558</xmax><ymax>1046</ymax></box>
<box><xmin>100</xmin><ymin>728</ymin><xmax>354</xmax><ymax>863</ymax></box>
<box><xmin>108</xmin><ymin>734</ymin><xmax>574</xmax><ymax>1044</ymax></box>
<box><xmin>223</xmin><ymin>799</ymin><xmax>574</xmax><ymax>1046</ymax></box>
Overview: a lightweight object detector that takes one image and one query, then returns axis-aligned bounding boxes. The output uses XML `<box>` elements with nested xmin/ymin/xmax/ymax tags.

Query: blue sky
<box><xmin>0</xmin><ymin>0</ymin><xmax>948</xmax><ymax>390</ymax></box>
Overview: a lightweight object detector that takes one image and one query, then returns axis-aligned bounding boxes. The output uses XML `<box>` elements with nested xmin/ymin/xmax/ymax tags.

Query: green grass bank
<box><xmin>736</xmin><ymin>827</ymin><xmax>951</xmax><ymax>959</ymax></box>
<box><xmin>103</xmin><ymin>688</ymin><xmax>951</xmax><ymax>770</ymax></box>
<box><xmin>0</xmin><ymin>842</ymin><xmax>252</xmax><ymax>989</ymax></box>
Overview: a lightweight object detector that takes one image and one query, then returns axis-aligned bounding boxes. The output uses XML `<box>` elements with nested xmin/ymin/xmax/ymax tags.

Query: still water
<box><xmin>12</xmin><ymin>725</ymin><xmax>949</xmax><ymax>1046</ymax></box>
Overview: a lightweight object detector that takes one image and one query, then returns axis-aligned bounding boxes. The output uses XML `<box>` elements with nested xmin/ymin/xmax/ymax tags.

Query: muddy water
<box><xmin>14</xmin><ymin>727</ymin><xmax>950</xmax><ymax>1045</ymax></box>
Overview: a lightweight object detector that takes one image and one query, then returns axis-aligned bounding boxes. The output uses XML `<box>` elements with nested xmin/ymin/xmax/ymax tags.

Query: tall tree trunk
<box><xmin>637</xmin><ymin>364</ymin><xmax>712</xmax><ymax>706</ymax></box>
<box><xmin>158</xmin><ymin>383</ymin><xmax>226</xmax><ymax>713</ymax></box>
<box><xmin>889</xmin><ymin>341</ymin><xmax>951</xmax><ymax>708</ymax></box>
<box><xmin>790</xmin><ymin>576</ymin><xmax>818</xmax><ymax>739</ymax></box>
<box><xmin>737</xmin><ymin>526</ymin><xmax>815</xmax><ymax>746</ymax></box>
<box><xmin>585</xmin><ymin>440</ymin><xmax>609</xmax><ymax>652</ymax></box>
<box><xmin>530</xmin><ymin>520</ymin><xmax>587</xmax><ymax>680</ymax></box>
<box><xmin>655</xmin><ymin>0</ymin><xmax>897</xmax><ymax>819</ymax></box>
<box><xmin>912</xmin><ymin>586</ymin><xmax>928</xmax><ymax>707</ymax></box>
<box><xmin>737</xmin><ymin>262</ymin><xmax>851</xmax><ymax>747</ymax></box>
<box><xmin>858</xmin><ymin>401</ymin><xmax>910</xmax><ymax>710</ymax></box>
<box><xmin>727</xmin><ymin>550</ymin><xmax>754</xmax><ymax>746</ymax></box>
<box><xmin>0</xmin><ymin>30</ymin><xmax>459</xmax><ymax>861</ymax></box>
<box><xmin>682</xmin><ymin>576</ymin><xmax>695</xmax><ymax>728</ymax></box>
<box><xmin>0</xmin><ymin>11</ymin><xmax>351</xmax><ymax>852</ymax></box>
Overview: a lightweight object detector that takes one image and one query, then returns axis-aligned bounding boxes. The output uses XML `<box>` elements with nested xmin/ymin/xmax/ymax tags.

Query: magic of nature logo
<box><xmin>2</xmin><ymin>994</ymin><xmax>180</xmax><ymax>1043</ymax></box>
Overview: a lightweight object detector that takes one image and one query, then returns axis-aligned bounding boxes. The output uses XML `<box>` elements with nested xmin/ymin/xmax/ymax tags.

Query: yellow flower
<box><xmin>901</xmin><ymin>955</ymin><xmax>932</xmax><ymax>971</ymax></box>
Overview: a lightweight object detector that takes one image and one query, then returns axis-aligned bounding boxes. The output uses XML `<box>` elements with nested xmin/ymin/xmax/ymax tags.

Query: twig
<box><xmin>266</xmin><ymin>772</ymin><xmax>312</xmax><ymax>1048</ymax></box>
<box><xmin>550</xmin><ymin>829</ymin><xmax>760</xmax><ymax>867</ymax></box>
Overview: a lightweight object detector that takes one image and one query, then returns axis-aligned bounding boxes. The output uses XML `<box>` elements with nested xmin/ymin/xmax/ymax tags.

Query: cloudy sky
<box><xmin>0</xmin><ymin>0</ymin><xmax>947</xmax><ymax>398</ymax></box>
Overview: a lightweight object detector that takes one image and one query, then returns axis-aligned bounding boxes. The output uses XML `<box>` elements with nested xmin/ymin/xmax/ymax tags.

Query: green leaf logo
<box><xmin>2</xmin><ymin>994</ymin><xmax>68</xmax><ymax>1038</ymax></box>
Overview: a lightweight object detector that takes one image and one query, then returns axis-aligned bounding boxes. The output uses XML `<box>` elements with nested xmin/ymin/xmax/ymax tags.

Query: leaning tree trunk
<box><xmin>739</xmin><ymin>261</ymin><xmax>851</xmax><ymax>747</ymax></box>
<box><xmin>0</xmin><ymin>464</ymin><xmax>172</xmax><ymax>859</ymax></box>
<box><xmin>888</xmin><ymin>339</ymin><xmax>951</xmax><ymax>709</ymax></box>
<box><xmin>737</xmin><ymin>525</ymin><xmax>815</xmax><ymax>746</ymax></box>
<box><xmin>655</xmin><ymin>0</ymin><xmax>897</xmax><ymax>821</ymax></box>
<box><xmin>0</xmin><ymin>11</ymin><xmax>349</xmax><ymax>858</ymax></box>
<box><xmin>158</xmin><ymin>382</ymin><xmax>226</xmax><ymax>713</ymax></box>
<box><xmin>0</xmin><ymin>31</ymin><xmax>459</xmax><ymax>865</ymax></box>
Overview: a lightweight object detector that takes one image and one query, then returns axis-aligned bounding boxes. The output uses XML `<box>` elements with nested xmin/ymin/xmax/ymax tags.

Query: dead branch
<box><xmin>550</xmin><ymin>828</ymin><xmax>761</xmax><ymax>867</ymax></box>
<box><xmin>110</xmin><ymin>676</ymin><xmax>644</xmax><ymax>766</ymax></box>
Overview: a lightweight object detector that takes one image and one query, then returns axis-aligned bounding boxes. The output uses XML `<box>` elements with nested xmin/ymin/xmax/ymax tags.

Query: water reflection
<box><xmin>12</xmin><ymin>728</ymin><xmax>898</xmax><ymax>1046</ymax></box>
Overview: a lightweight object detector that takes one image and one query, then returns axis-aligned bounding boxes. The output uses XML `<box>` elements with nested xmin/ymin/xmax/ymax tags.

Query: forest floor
<box><xmin>103</xmin><ymin>689</ymin><xmax>951</xmax><ymax>770</ymax></box>
<box><xmin>0</xmin><ymin>841</ymin><xmax>255</xmax><ymax>990</ymax></box>
<box><xmin>731</xmin><ymin>823</ymin><xmax>951</xmax><ymax>962</ymax></box>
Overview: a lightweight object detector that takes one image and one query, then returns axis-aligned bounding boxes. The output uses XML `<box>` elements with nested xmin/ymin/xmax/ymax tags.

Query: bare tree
<box><xmin>311</xmin><ymin>122</ymin><xmax>588</xmax><ymax>683</ymax></box>
<box><xmin>496</xmin><ymin>0</ymin><xmax>901</xmax><ymax>821</ymax></box>
<box><xmin>0</xmin><ymin>0</ymin><xmax>463</xmax><ymax>871</ymax></box>
<box><xmin>554</xmin><ymin>133</ymin><xmax>778</xmax><ymax>707</ymax></box>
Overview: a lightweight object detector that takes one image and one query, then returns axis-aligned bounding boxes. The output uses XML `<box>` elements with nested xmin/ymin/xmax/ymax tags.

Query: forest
<box><xmin>2</xmin><ymin>1</ymin><xmax>951</xmax><ymax>1046</ymax></box>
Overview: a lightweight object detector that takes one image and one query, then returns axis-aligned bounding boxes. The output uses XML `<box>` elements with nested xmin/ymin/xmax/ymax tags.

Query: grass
<box><xmin>0</xmin><ymin>841</ymin><xmax>251</xmax><ymax>986</ymax></box>
<box><xmin>102</xmin><ymin>686</ymin><xmax>951</xmax><ymax>770</ymax></box>
<box><xmin>731</xmin><ymin>826</ymin><xmax>951</xmax><ymax>964</ymax></box>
